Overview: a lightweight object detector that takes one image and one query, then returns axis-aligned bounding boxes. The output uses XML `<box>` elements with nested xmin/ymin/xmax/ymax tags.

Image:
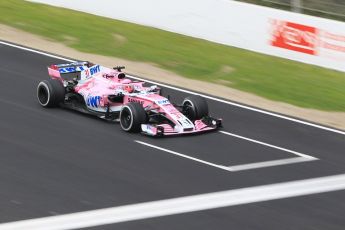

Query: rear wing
<box><xmin>47</xmin><ymin>61</ymin><xmax>102</xmax><ymax>81</ymax></box>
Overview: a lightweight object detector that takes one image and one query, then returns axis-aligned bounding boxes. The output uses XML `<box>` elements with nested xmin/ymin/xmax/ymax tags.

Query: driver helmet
<box><xmin>123</xmin><ymin>84</ymin><xmax>134</xmax><ymax>93</ymax></box>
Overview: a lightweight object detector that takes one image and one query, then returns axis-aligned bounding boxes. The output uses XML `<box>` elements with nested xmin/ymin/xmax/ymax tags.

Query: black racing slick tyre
<box><xmin>182</xmin><ymin>95</ymin><xmax>209</xmax><ymax>120</ymax></box>
<box><xmin>37</xmin><ymin>79</ymin><xmax>65</xmax><ymax>107</ymax></box>
<box><xmin>120</xmin><ymin>102</ymin><xmax>147</xmax><ymax>132</ymax></box>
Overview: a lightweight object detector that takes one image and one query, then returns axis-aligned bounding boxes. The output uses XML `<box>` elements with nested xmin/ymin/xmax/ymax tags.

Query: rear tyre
<box><xmin>120</xmin><ymin>102</ymin><xmax>147</xmax><ymax>132</ymax></box>
<box><xmin>37</xmin><ymin>79</ymin><xmax>65</xmax><ymax>107</ymax></box>
<box><xmin>182</xmin><ymin>95</ymin><xmax>208</xmax><ymax>120</ymax></box>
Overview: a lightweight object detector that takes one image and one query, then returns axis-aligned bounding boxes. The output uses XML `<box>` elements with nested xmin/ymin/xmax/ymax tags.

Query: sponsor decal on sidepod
<box><xmin>87</xmin><ymin>96</ymin><xmax>101</xmax><ymax>108</ymax></box>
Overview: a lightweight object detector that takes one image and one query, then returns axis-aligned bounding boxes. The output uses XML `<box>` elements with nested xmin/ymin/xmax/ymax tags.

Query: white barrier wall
<box><xmin>29</xmin><ymin>0</ymin><xmax>345</xmax><ymax>72</ymax></box>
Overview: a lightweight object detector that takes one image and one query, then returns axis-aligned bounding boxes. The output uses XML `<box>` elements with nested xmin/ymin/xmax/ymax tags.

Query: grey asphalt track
<box><xmin>0</xmin><ymin>41</ymin><xmax>345</xmax><ymax>229</ymax></box>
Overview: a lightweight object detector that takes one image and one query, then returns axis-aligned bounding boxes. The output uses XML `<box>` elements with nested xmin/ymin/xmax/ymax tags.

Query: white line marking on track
<box><xmin>1</xmin><ymin>174</ymin><xmax>345</xmax><ymax>230</ymax></box>
<box><xmin>136</xmin><ymin>136</ymin><xmax>318</xmax><ymax>172</ymax></box>
<box><xmin>135</xmin><ymin>140</ymin><xmax>231</xmax><ymax>171</ymax></box>
<box><xmin>0</xmin><ymin>41</ymin><xmax>75</xmax><ymax>62</ymax></box>
<box><xmin>219</xmin><ymin>131</ymin><xmax>318</xmax><ymax>160</ymax></box>
<box><xmin>228</xmin><ymin>156</ymin><xmax>315</xmax><ymax>171</ymax></box>
<box><xmin>1</xmin><ymin>40</ymin><xmax>344</xmax><ymax>136</ymax></box>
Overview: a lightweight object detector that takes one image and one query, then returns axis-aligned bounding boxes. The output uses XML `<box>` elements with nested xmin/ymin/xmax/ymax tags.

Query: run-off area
<box><xmin>135</xmin><ymin>131</ymin><xmax>318</xmax><ymax>172</ymax></box>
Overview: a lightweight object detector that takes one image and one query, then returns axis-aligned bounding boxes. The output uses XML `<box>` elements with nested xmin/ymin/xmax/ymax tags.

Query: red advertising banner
<box><xmin>271</xmin><ymin>19</ymin><xmax>345</xmax><ymax>57</ymax></box>
<box><xmin>271</xmin><ymin>20</ymin><xmax>318</xmax><ymax>55</ymax></box>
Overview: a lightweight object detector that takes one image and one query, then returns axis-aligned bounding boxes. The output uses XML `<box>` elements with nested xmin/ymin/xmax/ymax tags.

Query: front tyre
<box><xmin>37</xmin><ymin>79</ymin><xmax>65</xmax><ymax>107</ymax></box>
<box><xmin>120</xmin><ymin>102</ymin><xmax>147</xmax><ymax>132</ymax></box>
<box><xmin>182</xmin><ymin>95</ymin><xmax>209</xmax><ymax>120</ymax></box>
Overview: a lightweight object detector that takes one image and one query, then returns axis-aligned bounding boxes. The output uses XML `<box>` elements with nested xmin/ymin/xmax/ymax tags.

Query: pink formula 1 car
<box><xmin>36</xmin><ymin>61</ymin><xmax>222</xmax><ymax>136</ymax></box>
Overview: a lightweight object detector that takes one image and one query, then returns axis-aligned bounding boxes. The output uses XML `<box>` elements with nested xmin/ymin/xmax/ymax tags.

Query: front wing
<box><xmin>141</xmin><ymin>116</ymin><xmax>222</xmax><ymax>136</ymax></box>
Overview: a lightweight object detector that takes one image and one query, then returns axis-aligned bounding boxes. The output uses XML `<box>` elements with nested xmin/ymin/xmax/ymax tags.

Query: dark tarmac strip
<box><xmin>0</xmin><ymin>41</ymin><xmax>344</xmax><ymax>229</ymax></box>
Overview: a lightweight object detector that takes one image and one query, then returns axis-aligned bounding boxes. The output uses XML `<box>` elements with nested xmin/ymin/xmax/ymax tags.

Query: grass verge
<box><xmin>1</xmin><ymin>0</ymin><xmax>344</xmax><ymax>111</ymax></box>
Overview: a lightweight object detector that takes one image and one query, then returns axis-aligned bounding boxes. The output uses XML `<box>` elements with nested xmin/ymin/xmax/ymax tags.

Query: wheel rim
<box><xmin>38</xmin><ymin>85</ymin><xmax>49</xmax><ymax>105</ymax></box>
<box><xmin>120</xmin><ymin>107</ymin><xmax>132</xmax><ymax>130</ymax></box>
